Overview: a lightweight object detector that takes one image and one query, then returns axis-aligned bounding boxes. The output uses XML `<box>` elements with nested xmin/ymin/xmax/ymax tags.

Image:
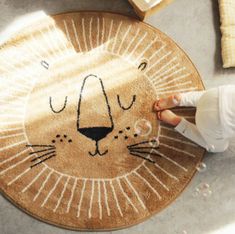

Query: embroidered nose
<box><xmin>78</xmin><ymin>127</ymin><xmax>113</xmax><ymax>142</ymax></box>
<box><xmin>77</xmin><ymin>74</ymin><xmax>114</xmax><ymax>142</ymax></box>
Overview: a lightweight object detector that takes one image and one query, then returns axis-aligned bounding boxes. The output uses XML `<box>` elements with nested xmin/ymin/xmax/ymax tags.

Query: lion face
<box><xmin>25</xmin><ymin>52</ymin><xmax>159</xmax><ymax>178</ymax></box>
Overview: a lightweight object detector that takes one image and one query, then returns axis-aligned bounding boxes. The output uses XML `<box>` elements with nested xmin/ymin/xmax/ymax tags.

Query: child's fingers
<box><xmin>153</xmin><ymin>100</ymin><xmax>161</xmax><ymax>111</ymax></box>
<box><xmin>157</xmin><ymin>111</ymin><xmax>162</xmax><ymax>120</ymax></box>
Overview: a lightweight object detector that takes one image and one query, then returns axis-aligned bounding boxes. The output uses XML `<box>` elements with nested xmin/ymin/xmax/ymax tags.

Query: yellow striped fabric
<box><xmin>219</xmin><ymin>0</ymin><xmax>235</xmax><ymax>68</ymax></box>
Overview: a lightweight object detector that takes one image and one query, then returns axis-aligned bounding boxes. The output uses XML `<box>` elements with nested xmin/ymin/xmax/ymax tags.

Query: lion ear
<box><xmin>138</xmin><ymin>61</ymin><xmax>147</xmax><ymax>71</ymax></box>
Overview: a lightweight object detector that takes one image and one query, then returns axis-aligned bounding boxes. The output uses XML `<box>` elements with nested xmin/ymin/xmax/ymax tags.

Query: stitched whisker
<box><xmin>129</xmin><ymin>149</ymin><xmax>162</xmax><ymax>158</ymax></box>
<box><xmin>31</xmin><ymin>154</ymin><xmax>56</xmax><ymax>168</ymax></box>
<box><xmin>127</xmin><ymin>139</ymin><xmax>159</xmax><ymax>149</ymax></box>
<box><xmin>128</xmin><ymin>146</ymin><xmax>159</xmax><ymax>150</ymax></box>
<box><xmin>31</xmin><ymin>151</ymin><xmax>56</xmax><ymax>162</ymax></box>
<box><xmin>129</xmin><ymin>152</ymin><xmax>155</xmax><ymax>163</ymax></box>
<box><xmin>127</xmin><ymin>140</ymin><xmax>150</xmax><ymax>148</ymax></box>
<box><xmin>29</xmin><ymin>147</ymin><xmax>55</xmax><ymax>155</ymax></box>
<box><xmin>26</xmin><ymin>144</ymin><xmax>55</xmax><ymax>148</ymax></box>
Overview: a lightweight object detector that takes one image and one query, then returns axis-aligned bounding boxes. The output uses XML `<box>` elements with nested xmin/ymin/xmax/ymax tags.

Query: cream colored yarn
<box><xmin>219</xmin><ymin>0</ymin><xmax>235</xmax><ymax>68</ymax></box>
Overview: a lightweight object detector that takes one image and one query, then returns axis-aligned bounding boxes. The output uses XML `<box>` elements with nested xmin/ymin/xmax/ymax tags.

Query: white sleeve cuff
<box><xmin>174</xmin><ymin>118</ymin><xmax>187</xmax><ymax>133</ymax></box>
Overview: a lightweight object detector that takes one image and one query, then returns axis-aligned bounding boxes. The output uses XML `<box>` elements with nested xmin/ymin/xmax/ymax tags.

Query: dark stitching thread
<box><xmin>49</xmin><ymin>96</ymin><xmax>68</xmax><ymax>113</ymax></box>
<box><xmin>77</xmin><ymin>74</ymin><xmax>113</xmax><ymax>157</ymax></box>
<box><xmin>77</xmin><ymin>74</ymin><xmax>114</xmax><ymax>130</ymax></box>
<box><xmin>127</xmin><ymin>140</ymin><xmax>161</xmax><ymax>163</ymax></box>
<box><xmin>26</xmin><ymin>144</ymin><xmax>55</xmax><ymax>148</ymax></box>
<box><xmin>129</xmin><ymin>147</ymin><xmax>159</xmax><ymax>150</ymax></box>
<box><xmin>127</xmin><ymin>139</ymin><xmax>159</xmax><ymax>149</ymax></box>
<box><xmin>41</xmin><ymin>60</ymin><xmax>49</xmax><ymax>69</ymax></box>
<box><xmin>128</xmin><ymin>149</ymin><xmax>162</xmax><ymax>164</ymax></box>
<box><xmin>127</xmin><ymin>140</ymin><xmax>152</xmax><ymax>148</ymax></box>
<box><xmin>51</xmin><ymin>134</ymin><xmax>72</xmax><ymax>143</ymax></box>
<box><xmin>31</xmin><ymin>151</ymin><xmax>56</xmax><ymax>162</ymax></box>
<box><xmin>27</xmin><ymin>144</ymin><xmax>57</xmax><ymax>169</ymax></box>
<box><xmin>29</xmin><ymin>148</ymin><xmax>55</xmax><ymax>155</ymax></box>
<box><xmin>31</xmin><ymin>154</ymin><xmax>56</xmax><ymax>168</ymax></box>
<box><xmin>117</xmin><ymin>95</ymin><xmax>136</xmax><ymax>110</ymax></box>
<box><xmin>138</xmin><ymin>62</ymin><xmax>147</xmax><ymax>71</ymax></box>
<box><xmin>88</xmin><ymin>141</ymin><xmax>108</xmax><ymax>156</ymax></box>
<box><xmin>130</xmin><ymin>150</ymin><xmax>162</xmax><ymax>158</ymax></box>
<box><xmin>130</xmin><ymin>152</ymin><xmax>155</xmax><ymax>164</ymax></box>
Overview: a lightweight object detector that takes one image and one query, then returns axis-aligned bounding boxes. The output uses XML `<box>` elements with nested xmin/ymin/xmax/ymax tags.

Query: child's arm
<box><xmin>175</xmin><ymin>118</ymin><xmax>214</xmax><ymax>152</ymax></box>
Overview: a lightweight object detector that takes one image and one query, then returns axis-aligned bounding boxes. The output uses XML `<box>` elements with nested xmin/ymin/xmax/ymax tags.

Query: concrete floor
<box><xmin>0</xmin><ymin>0</ymin><xmax>235</xmax><ymax>233</ymax></box>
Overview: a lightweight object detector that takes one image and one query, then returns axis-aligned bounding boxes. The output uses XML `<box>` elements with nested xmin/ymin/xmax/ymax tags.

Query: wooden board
<box><xmin>0</xmin><ymin>12</ymin><xmax>205</xmax><ymax>231</ymax></box>
<box><xmin>128</xmin><ymin>0</ymin><xmax>174</xmax><ymax>20</ymax></box>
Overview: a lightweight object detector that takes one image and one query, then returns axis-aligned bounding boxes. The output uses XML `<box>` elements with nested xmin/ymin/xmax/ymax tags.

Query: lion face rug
<box><xmin>0</xmin><ymin>12</ymin><xmax>205</xmax><ymax>230</ymax></box>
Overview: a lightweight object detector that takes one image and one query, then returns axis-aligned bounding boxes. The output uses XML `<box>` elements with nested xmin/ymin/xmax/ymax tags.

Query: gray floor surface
<box><xmin>0</xmin><ymin>0</ymin><xmax>235</xmax><ymax>234</ymax></box>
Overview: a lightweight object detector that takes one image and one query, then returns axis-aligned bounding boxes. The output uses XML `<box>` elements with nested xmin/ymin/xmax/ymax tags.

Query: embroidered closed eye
<box><xmin>117</xmin><ymin>95</ymin><xmax>136</xmax><ymax>110</ymax></box>
<box><xmin>49</xmin><ymin>96</ymin><xmax>68</xmax><ymax>113</ymax></box>
<box><xmin>138</xmin><ymin>61</ymin><xmax>147</xmax><ymax>71</ymax></box>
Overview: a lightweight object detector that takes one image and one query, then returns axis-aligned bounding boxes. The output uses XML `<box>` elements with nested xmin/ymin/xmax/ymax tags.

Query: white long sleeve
<box><xmin>174</xmin><ymin>118</ymin><xmax>210</xmax><ymax>149</ymax></box>
<box><xmin>179</xmin><ymin>91</ymin><xmax>206</xmax><ymax>107</ymax></box>
<box><xmin>219</xmin><ymin>85</ymin><xmax>235</xmax><ymax>138</ymax></box>
<box><xmin>173</xmin><ymin>86</ymin><xmax>233</xmax><ymax>153</ymax></box>
<box><xmin>175</xmin><ymin>118</ymin><xmax>230</xmax><ymax>152</ymax></box>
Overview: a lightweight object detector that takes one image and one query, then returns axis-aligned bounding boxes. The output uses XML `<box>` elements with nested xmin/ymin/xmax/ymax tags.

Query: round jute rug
<box><xmin>0</xmin><ymin>12</ymin><xmax>205</xmax><ymax>230</ymax></box>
